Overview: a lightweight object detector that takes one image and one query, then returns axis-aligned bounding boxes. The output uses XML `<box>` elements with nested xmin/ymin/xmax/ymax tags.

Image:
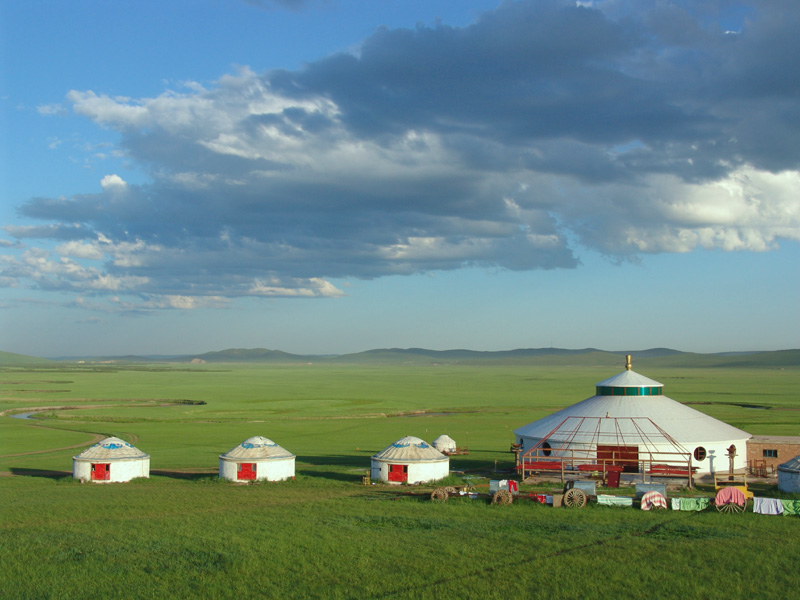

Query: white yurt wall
<box><xmin>72</xmin><ymin>437</ymin><xmax>150</xmax><ymax>483</ymax></box>
<box><xmin>371</xmin><ymin>436</ymin><xmax>449</xmax><ymax>484</ymax></box>
<box><xmin>219</xmin><ymin>436</ymin><xmax>296</xmax><ymax>482</ymax></box>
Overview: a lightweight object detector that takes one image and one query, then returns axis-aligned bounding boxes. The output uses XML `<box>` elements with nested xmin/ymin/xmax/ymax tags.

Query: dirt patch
<box><xmin>684</xmin><ymin>401</ymin><xmax>800</xmax><ymax>411</ymax></box>
<box><xmin>391</xmin><ymin>410</ymin><xmax>482</xmax><ymax>418</ymax></box>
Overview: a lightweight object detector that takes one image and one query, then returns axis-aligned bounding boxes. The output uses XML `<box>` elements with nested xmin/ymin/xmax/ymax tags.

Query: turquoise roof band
<box><xmin>596</xmin><ymin>386</ymin><xmax>663</xmax><ymax>396</ymax></box>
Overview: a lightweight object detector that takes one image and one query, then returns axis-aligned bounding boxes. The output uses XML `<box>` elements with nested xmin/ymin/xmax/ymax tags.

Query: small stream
<box><xmin>11</xmin><ymin>412</ymin><xmax>37</xmax><ymax>420</ymax></box>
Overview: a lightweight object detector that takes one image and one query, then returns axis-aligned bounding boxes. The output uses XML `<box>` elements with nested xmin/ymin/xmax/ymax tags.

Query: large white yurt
<box><xmin>219</xmin><ymin>436</ymin><xmax>295</xmax><ymax>482</ymax></box>
<box><xmin>432</xmin><ymin>434</ymin><xmax>457</xmax><ymax>455</ymax></box>
<box><xmin>371</xmin><ymin>436</ymin><xmax>449</xmax><ymax>484</ymax></box>
<box><xmin>778</xmin><ymin>455</ymin><xmax>800</xmax><ymax>494</ymax></box>
<box><xmin>73</xmin><ymin>437</ymin><xmax>150</xmax><ymax>483</ymax></box>
<box><xmin>514</xmin><ymin>357</ymin><xmax>751</xmax><ymax>475</ymax></box>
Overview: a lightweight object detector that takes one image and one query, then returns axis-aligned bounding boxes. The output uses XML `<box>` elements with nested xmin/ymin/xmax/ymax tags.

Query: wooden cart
<box><xmin>713</xmin><ymin>473</ymin><xmax>752</xmax><ymax>513</ymax></box>
<box><xmin>561</xmin><ymin>480</ymin><xmax>597</xmax><ymax>508</ymax></box>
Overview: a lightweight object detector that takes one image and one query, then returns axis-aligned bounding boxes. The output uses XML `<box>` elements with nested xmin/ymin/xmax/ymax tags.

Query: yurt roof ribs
<box><xmin>519</xmin><ymin>416</ymin><xmax>694</xmax><ymax>487</ymax></box>
<box><xmin>524</xmin><ymin>416</ymin><xmax>689</xmax><ymax>456</ymax></box>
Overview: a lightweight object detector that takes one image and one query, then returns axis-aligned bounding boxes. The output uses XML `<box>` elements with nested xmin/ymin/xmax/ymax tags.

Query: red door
<box><xmin>91</xmin><ymin>463</ymin><xmax>110</xmax><ymax>481</ymax></box>
<box><xmin>238</xmin><ymin>463</ymin><xmax>256</xmax><ymax>480</ymax></box>
<box><xmin>597</xmin><ymin>445</ymin><xmax>639</xmax><ymax>472</ymax></box>
<box><xmin>388</xmin><ymin>464</ymin><xmax>408</xmax><ymax>482</ymax></box>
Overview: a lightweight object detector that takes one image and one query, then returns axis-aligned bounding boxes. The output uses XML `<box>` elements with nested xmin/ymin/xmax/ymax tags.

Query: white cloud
<box><xmin>55</xmin><ymin>240</ymin><xmax>104</xmax><ymax>260</ymax></box>
<box><xmin>614</xmin><ymin>167</ymin><xmax>800</xmax><ymax>253</ymax></box>
<box><xmin>67</xmin><ymin>91</ymin><xmax>151</xmax><ymax>128</ymax></box>
<box><xmin>248</xmin><ymin>277</ymin><xmax>344</xmax><ymax>297</ymax></box>
<box><xmin>6</xmin><ymin>1</ymin><xmax>800</xmax><ymax>310</ymax></box>
<box><xmin>36</xmin><ymin>103</ymin><xmax>65</xmax><ymax>116</ymax></box>
<box><xmin>100</xmin><ymin>174</ymin><xmax>128</xmax><ymax>190</ymax></box>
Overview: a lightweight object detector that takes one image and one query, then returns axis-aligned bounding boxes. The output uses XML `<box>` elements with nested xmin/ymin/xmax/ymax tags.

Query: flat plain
<box><xmin>1</xmin><ymin>360</ymin><xmax>799</xmax><ymax>599</ymax></box>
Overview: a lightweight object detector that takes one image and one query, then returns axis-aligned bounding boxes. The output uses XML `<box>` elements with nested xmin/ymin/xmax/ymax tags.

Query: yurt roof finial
<box><xmin>626</xmin><ymin>354</ymin><xmax>632</xmax><ymax>371</ymax></box>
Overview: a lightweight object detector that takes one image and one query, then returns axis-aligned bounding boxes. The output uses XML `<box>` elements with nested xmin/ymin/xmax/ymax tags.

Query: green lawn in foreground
<box><xmin>1</xmin><ymin>363</ymin><xmax>799</xmax><ymax>599</ymax></box>
<box><xmin>2</xmin><ymin>475</ymin><xmax>800</xmax><ymax>600</ymax></box>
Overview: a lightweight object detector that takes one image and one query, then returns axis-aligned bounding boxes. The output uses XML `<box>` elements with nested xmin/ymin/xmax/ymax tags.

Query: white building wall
<box><xmin>218</xmin><ymin>457</ymin><xmax>295</xmax><ymax>482</ymax></box>
<box><xmin>518</xmin><ymin>435</ymin><xmax>750</xmax><ymax>474</ymax></box>
<box><xmin>73</xmin><ymin>460</ymin><xmax>91</xmax><ymax>481</ymax></box>
<box><xmin>685</xmin><ymin>439</ymin><xmax>749</xmax><ymax>473</ymax></box>
<box><xmin>371</xmin><ymin>459</ymin><xmax>449</xmax><ymax>484</ymax></box>
<box><xmin>72</xmin><ymin>458</ymin><xmax>150</xmax><ymax>482</ymax></box>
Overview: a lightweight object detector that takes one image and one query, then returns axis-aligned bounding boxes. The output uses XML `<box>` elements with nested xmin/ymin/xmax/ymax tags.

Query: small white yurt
<box><xmin>778</xmin><ymin>455</ymin><xmax>800</xmax><ymax>494</ymax></box>
<box><xmin>432</xmin><ymin>434</ymin><xmax>457</xmax><ymax>455</ymax></box>
<box><xmin>73</xmin><ymin>437</ymin><xmax>150</xmax><ymax>483</ymax></box>
<box><xmin>219</xmin><ymin>436</ymin><xmax>295</xmax><ymax>482</ymax></box>
<box><xmin>371</xmin><ymin>435</ymin><xmax>449</xmax><ymax>484</ymax></box>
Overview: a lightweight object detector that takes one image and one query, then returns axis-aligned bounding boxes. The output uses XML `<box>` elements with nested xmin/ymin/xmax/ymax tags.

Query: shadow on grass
<box><xmin>359</xmin><ymin>489</ymin><xmax>432</xmax><ymax>502</ymax></box>
<box><xmin>299</xmin><ymin>455</ymin><xmax>370</xmax><ymax>469</ymax></box>
<box><xmin>296</xmin><ymin>468</ymin><xmax>365</xmax><ymax>483</ymax></box>
<box><xmin>150</xmin><ymin>469</ymin><xmax>217</xmax><ymax>481</ymax></box>
<box><xmin>9</xmin><ymin>468</ymin><xmax>71</xmax><ymax>479</ymax></box>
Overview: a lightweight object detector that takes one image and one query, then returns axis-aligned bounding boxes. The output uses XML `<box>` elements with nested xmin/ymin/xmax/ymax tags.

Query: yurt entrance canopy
<box><xmin>518</xmin><ymin>415</ymin><xmax>694</xmax><ymax>486</ymax></box>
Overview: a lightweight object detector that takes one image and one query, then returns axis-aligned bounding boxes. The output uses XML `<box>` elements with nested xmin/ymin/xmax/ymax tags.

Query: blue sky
<box><xmin>1</xmin><ymin>0</ymin><xmax>798</xmax><ymax>358</ymax></box>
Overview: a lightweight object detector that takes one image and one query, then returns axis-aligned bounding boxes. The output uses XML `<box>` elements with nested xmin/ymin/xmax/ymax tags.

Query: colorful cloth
<box><xmin>671</xmin><ymin>497</ymin><xmax>710</xmax><ymax>511</ymax></box>
<box><xmin>753</xmin><ymin>497</ymin><xmax>784</xmax><ymax>515</ymax></box>
<box><xmin>715</xmin><ymin>486</ymin><xmax>746</xmax><ymax>507</ymax></box>
<box><xmin>641</xmin><ymin>490</ymin><xmax>668</xmax><ymax>510</ymax></box>
<box><xmin>780</xmin><ymin>499</ymin><xmax>800</xmax><ymax>516</ymax></box>
<box><xmin>597</xmin><ymin>494</ymin><xmax>633</xmax><ymax>507</ymax></box>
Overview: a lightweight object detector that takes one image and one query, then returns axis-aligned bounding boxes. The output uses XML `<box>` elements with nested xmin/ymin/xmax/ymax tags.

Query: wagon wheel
<box><xmin>715</xmin><ymin>502</ymin><xmax>731</xmax><ymax>513</ymax></box>
<box><xmin>563</xmin><ymin>488</ymin><xmax>587</xmax><ymax>508</ymax></box>
<box><xmin>493</xmin><ymin>490</ymin><xmax>513</xmax><ymax>505</ymax></box>
<box><xmin>716</xmin><ymin>501</ymin><xmax>745</xmax><ymax>514</ymax></box>
<box><xmin>730</xmin><ymin>501</ymin><xmax>747</xmax><ymax>514</ymax></box>
<box><xmin>444</xmin><ymin>486</ymin><xmax>457</xmax><ymax>495</ymax></box>
<box><xmin>430</xmin><ymin>487</ymin><xmax>449</xmax><ymax>502</ymax></box>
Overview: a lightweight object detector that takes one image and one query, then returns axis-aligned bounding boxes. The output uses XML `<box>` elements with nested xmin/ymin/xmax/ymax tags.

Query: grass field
<box><xmin>1</xmin><ymin>362</ymin><xmax>799</xmax><ymax>599</ymax></box>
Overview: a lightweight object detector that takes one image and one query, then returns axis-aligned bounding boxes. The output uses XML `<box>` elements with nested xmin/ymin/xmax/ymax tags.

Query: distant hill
<box><xmin>331</xmin><ymin>347</ymin><xmax>617</xmax><ymax>365</ymax></box>
<box><xmin>182</xmin><ymin>346</ymin><xmax>799</xmax><ymax>368</ymax></box>
<box><xmin>186</xmin><ymin>348</ymin><xmax>319</xmax><ymax>363</ymax></box>
<box><xmin>0</xmin><ymin>351</ymin><xmax>55</xmax><ymax>366</ymax></box>
<box><xmin>630</xmin><ymin>349</ymin><xmax>800</xmax><ymax>369</ymax></box>
<box><xmin>20</xmin><ymin>347</ymin><xmax>800</xmax><ymax>368</ymax></box>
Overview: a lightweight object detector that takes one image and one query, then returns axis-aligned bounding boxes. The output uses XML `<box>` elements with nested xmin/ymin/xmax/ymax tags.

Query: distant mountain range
<box><xmin>2</xmin><ymin>347</ymin><xmax>799</xmax><ymax>368</ymax></box>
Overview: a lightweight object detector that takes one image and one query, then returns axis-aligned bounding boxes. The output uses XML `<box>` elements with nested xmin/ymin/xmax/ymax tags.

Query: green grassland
<box><xmin>1</xmin><ymin>361</ymin><xmax>799</xmax><ymax>599</ymax></box>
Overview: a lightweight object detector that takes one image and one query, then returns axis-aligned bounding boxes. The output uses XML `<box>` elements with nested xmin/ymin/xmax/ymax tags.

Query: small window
<box><xmin>541</xmin><ymin>441</ymin><xmax>552</xmax><ymax>457</ymax></box>
<box><xmin>763</xmin><ymin>449</ymin><xmax>778</xmax><ymax>458</ymax></box>
<box><xmin>693</xmin><ymin>447</ymin><xmax>707</xmax><ymax>461</ymax></box>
